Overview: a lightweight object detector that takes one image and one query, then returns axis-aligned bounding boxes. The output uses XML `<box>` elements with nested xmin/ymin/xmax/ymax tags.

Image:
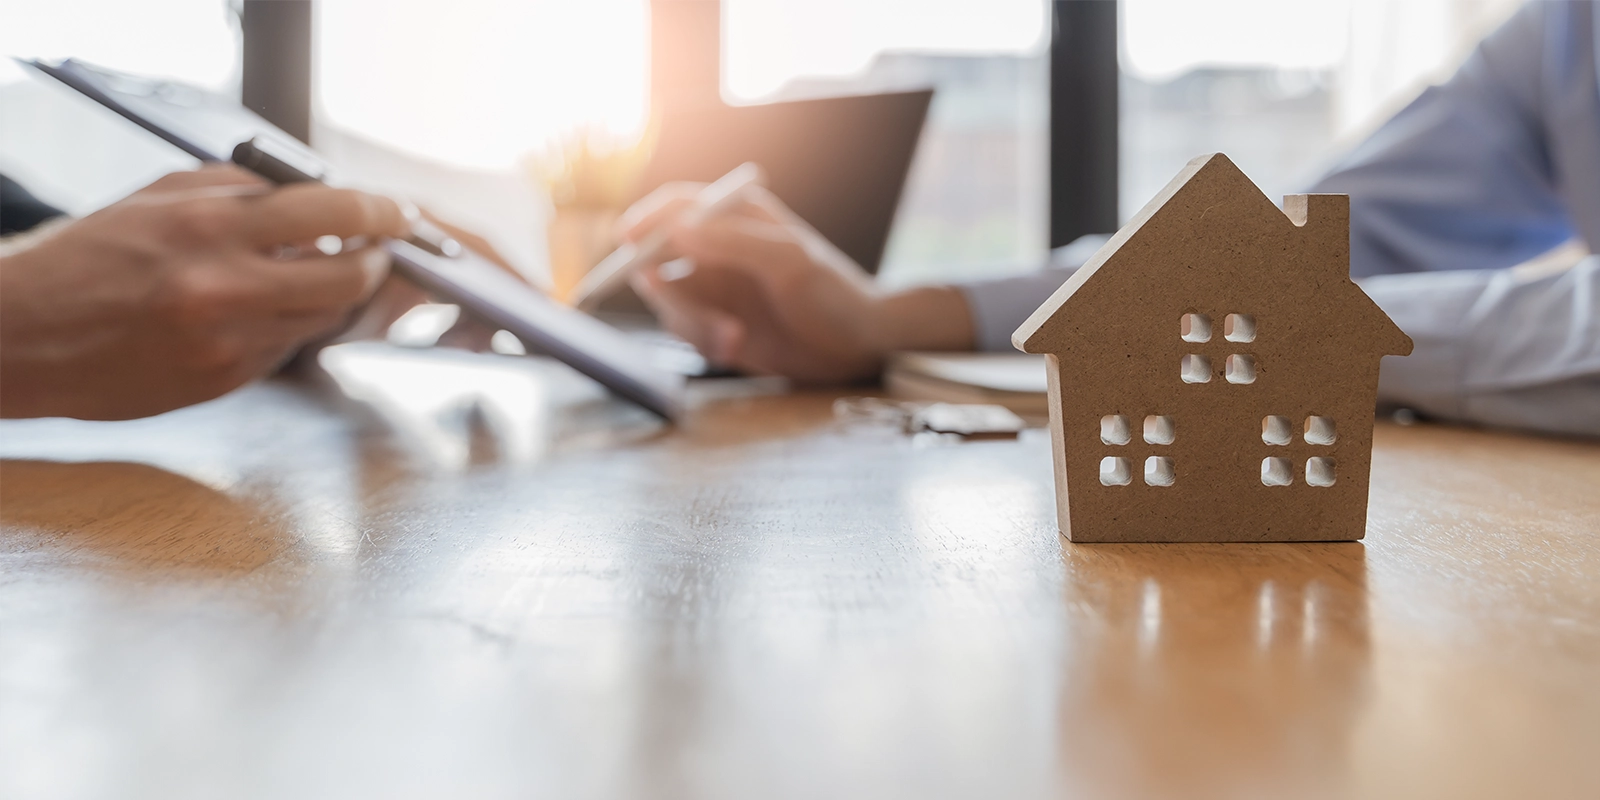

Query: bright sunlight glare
<box><xmin>1122</xmin><ymin>0</ymin><xmax>1351</xmax><ymax>80</ymax></box>
<box><xmin>0</xmin><ymin>0</ymin><xmax>237</xmax><ymax>89</ymax></box>
<box><xmin>317</xmin><ymin>0</ymin><xmax>649</xmax><ymax>171</ymax></box>
<box><xmin>723</xmin><ymin>0</ymin><xmax>1047</xmax><ymax>102</ymax></box>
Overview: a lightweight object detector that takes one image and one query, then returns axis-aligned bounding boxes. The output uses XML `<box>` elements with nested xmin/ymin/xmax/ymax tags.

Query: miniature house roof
<box><xmin>1012</xmin><ymin>153</ymin><xmax>1413</xmax><ymax>359</ymax></box>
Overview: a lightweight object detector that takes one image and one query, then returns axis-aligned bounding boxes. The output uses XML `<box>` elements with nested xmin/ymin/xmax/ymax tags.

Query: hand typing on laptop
<box><xmin>621</xmin><ymin>181</ymin><xmax>975</xmax><ymax>384</ymax></box>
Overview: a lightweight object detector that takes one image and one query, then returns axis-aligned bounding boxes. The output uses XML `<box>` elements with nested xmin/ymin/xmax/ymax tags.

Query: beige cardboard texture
<box><xmin>1014</xmin><ymin>153</ymin><xmax>1412</xmax><ymax>543</ymax></box>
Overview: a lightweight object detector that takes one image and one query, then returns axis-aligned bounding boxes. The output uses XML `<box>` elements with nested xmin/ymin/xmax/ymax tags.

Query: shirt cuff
<box><xmin>1364</xmin><ymin>271</ymin><xmax>1485</xmax><ymax>419</ymax></box>
<box><xmin>957</xmin><ymin>269</ymin><xmax>1077</xmax><ymax>352</ymax></box>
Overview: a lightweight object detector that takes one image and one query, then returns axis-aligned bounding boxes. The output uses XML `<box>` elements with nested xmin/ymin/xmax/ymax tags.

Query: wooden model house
<box><xmin>1013</xmin><ymin>153</ymin><xmax>1412</xmax><ymax>543</ymax></box>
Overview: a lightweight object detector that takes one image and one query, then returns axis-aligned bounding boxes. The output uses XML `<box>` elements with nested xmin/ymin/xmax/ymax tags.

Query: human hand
<box><xmin>620</xmin><ymin>182</ymin><xmax>975</xmax><ymax>383</ymax></box>
<box><xmin>320</xmin><ymin>210</ymin><xmax>521</xmax><ymax>352</ymax></box>
<box><xmin>0</xmin><ymin>165</ymin><xmax>409</xmax><ymax>420</ymax></box>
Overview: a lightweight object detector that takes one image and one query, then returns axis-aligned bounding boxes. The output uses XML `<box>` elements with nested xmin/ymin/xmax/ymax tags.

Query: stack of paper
<box><xmin>884</xmin><ymin>352</ymin><xmax>1048</xmax><ymax>416</ymax></box>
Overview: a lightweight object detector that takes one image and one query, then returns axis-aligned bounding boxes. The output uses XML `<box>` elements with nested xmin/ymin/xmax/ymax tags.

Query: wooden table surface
<box><xmin>1</xmin><ymin>344</ymin><xmax>1597</xmax><ymax>800</ymax></box>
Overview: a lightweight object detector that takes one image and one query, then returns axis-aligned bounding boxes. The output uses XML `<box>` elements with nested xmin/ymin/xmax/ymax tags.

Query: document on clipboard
<box><xmin>21</xmin><ymin>58</ymin><xmax>685</xmax><ymax>421</ymax></box>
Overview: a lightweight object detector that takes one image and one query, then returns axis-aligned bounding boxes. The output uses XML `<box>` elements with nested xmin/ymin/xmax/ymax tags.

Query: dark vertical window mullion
<box><xmin>240</xmin><ymin>0</ymin><xmax>314</xmax><ymax>144</ymax></box>
<box><xmin>1050</xmin><ymin>0</ymin><xmax>1119</xmax><ymax>248</ymax></box>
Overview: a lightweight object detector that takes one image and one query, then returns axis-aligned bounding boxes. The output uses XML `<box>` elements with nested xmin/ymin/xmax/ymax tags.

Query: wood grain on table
<box><xmin>1</xmin><ymin>345</ymin><xmax>1596</xmax><ymax>800</ymax></box>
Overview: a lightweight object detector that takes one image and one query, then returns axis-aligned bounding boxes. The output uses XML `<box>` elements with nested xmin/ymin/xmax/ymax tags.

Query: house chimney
<box><xmin>1283</xmin><ymin>194</ymin><xmax>1347</xmax><ymax>230</ymax></box>
<box><xmin>1284</xmin><ymin>194</ymin><xmax>1349</xmax><ymax>274</ymax></box>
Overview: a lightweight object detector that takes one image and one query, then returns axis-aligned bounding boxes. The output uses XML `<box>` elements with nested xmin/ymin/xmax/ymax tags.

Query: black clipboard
<box><xmin>23</xmin><ymin>58</ymin><xmax>684</xmax><ymax>421</ymax></box>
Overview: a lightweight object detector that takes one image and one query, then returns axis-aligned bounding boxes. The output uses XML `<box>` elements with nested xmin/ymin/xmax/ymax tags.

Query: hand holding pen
<box><xmin>233</xmin><ymin>137</ymin><xmax>461</xmax><ymax>260</ymax></box>
<box><xmin>569</xmin><ymin>162</ymin><xmax>766</xmax><ymax>311</ymax></box>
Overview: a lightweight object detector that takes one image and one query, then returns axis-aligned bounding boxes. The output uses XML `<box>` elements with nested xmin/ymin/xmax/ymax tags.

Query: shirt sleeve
<box><xmin>958</xmin><ymin>268</ymin><xmax>1077</xmax><ymax>352</ymax></box>
<box><xmin>956</xmin><ymin>235</ymin><xmax>1109</xmax><ymax>351</ymax></box>
<box><xmin>1311</xmin><ymin>1</ymin><xmax>1577</xmax><ymax>278</ymax></box>
<box><xmin>1366</xmin><ymin>257</ymin><xmax>1600</xmax><ymax>437</ymax></box>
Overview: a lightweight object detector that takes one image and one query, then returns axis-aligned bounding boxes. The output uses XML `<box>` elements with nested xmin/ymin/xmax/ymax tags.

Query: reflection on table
<box><xmin>0</xmin><ymin>344</ymin><xmax>1595</xmax><ymax>800</ymax></box>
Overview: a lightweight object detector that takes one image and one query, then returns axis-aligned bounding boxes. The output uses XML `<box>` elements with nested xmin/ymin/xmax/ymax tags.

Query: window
<box><xmin>1304</xmin><ymin>415</ymin><xmax>1336</xmax><ymax>445</ymax></box>
<box><xmin>1143</xmin><ymin>415</ymin><xmax>1175</xmax><ymax>445</ymax></box>
<box><xmin>1102</xmin><ymin>414</ymin><xmax>1172</xmax><ymax>487</ymax></box>
<box><xmin>1120</xmin><ymin>0</ymin><xmax>1523</xmax><ymax>224</ymax></box>
<box><xmin>1261</xmin><ymin>457</ymin><xmax>1293</xmax><ymax>486</ymax></box>
<box><xmin>1144</xmin><ymin>456</ymin><xmax>1175</xmax><ymax>486</ymax></box>
<box><xmin>1181</xmin><ymin>354</ymin><xmax>1211</xmax><ymax>384</ymax></box>
<box><xmin>1307</xmin><ymin>456</ymin><xmax>1336</xmax><ymax>486</ymax></box>
<box><xmin>0</xmin><ymin>0</ymin><xmax>239</xmax><ymax>213</ymax></box>
<box><xmin>1261</xmin><ymin>415</ymin><xmax>1292</xmax><ymax>446</ymax></box>
<box><xmin>1100</xmin><ymin>456</ymin><xmax>1133</xmax><ymax>486</ymax></box>
<box><xmin>1224</xmin><ymin>313</ymin><xmax>1256</xmax><ymax>343</ymax></box>
<box><xmin>1100</xmin><ymin>414</ymin><xmax>1132</xmax><ymax>445</ymax></box>
<box><xmin>1225</xmin><ymin>354</ymin><xmax>1257</xmax><ymax>384</ymax></box>
<box><xmin>1181</xmin><ymin>312</ymin><xmax>1212</xmax><ymax>342</ymax></box>
<box><xmin>319</xmin><ymin>0</ymin><xmax>650</xmax><ymax>171</ymax></box>
<box><xmin>726</xmin><ymin>0</ymin><xmax>1050</xmax><ymax>285</ymax></box>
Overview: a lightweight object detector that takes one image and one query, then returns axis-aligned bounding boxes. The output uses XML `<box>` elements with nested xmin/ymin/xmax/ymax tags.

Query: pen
<box><xmin>231</xmin><ymin>137</ymin><xmax>461</xmax><ymax>259</ymax></box>
<box><xmin>569</xmin><ymin>162</ymin><xmax>765</xmax><ymax>311</ymax></box>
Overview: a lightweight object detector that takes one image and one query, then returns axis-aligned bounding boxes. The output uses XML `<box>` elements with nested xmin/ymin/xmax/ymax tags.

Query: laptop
<box><xmin>636</xmin><ymin>90</ymin><xmax>933</xmax><ymax>275</ymax></box>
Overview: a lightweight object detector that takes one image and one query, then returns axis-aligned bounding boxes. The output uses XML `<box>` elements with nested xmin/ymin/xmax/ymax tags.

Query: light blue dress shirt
<box><xmin>960</xmin><ymin>0</ymin><xmax>1600</xmax><ymax>437</ymax></box>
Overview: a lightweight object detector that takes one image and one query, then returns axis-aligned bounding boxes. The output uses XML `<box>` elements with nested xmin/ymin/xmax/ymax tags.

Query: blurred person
<box><xmin>622</xmin><ymin>0</ymin><xmax>1600</xmax><ymax>437</ymax></box>
<box><xmin>0</xmin><ymin>164</ymin><xmax>412</xmax><ymax>420</ymax></box>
